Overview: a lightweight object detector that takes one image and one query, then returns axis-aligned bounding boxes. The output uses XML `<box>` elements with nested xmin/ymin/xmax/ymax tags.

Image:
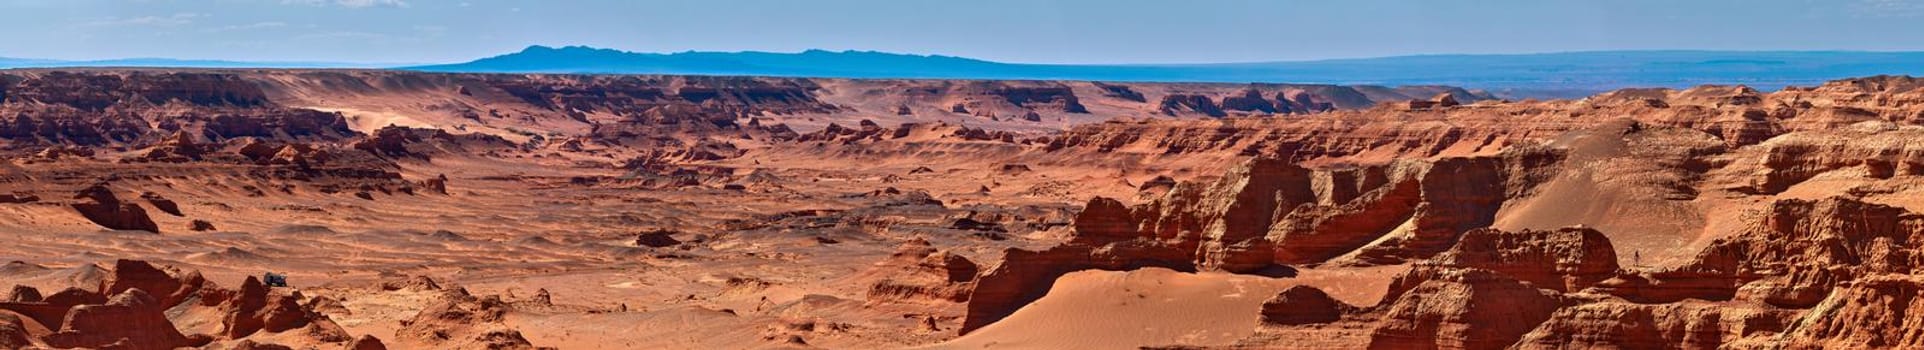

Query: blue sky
<box><xmin>2</xmin><ymin>0</ymin><xmax>1922</xmax><ymax>64</ymax></box>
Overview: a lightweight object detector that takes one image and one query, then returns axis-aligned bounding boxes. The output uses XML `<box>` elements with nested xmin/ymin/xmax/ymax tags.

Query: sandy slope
<box><xmin>931</xmin><ymin>266</ymin><xmax>1403</xmax><ymax>349</ymax></box>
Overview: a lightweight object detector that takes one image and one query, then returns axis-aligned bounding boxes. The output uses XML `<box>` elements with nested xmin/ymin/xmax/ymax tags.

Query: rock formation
<box><xmin>1368</xmin><ymin>267</ymin><xmax>1562</xmax><ymax>350</ymax></box>
<box><xmin>69</xmin><ymin>184</ymin><xmax>159</xmax><ymax>233</ymax></box>
<box><xmin>0</xmin><ymin>260</ymin><xmax>367</xmax><ymax>349</ymax></box>
<box><xmin>42</xmin><ymin>289</ymin><xmax>197</xmax><ymax>350</ymax></box>
<box><xmin>1259</xmin><ymin>285</ymin><xmax>1351</xmax><ymax>325</ymax></box>
<box><xmin>396</xmin><ymin>288</ymin><xmax>542</xmax><ymax>349</ymax></box>
<box><xmin>15</xmin><ymin>69</ymin><xmax>1924</xmax><ymax>348</ymax></box>
<box><xmin>1159</xmin><ymin>94</ymin><xmax>1227</xmax><ymax>117</ymax></box>
<box><xmin>861</xmin><ymin>239</ymin><xmax>980</xmax><ymax>304</ymax></box>
<box><xmin>1432</xmin><ymin>227</ymin><xmax>1618</xmax><ymax>292</ymax></box>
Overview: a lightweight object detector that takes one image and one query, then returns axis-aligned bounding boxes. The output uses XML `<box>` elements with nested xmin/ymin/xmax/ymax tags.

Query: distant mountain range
<box><xmin>408</xmin><ymin>46</ymin><xmax>1924</xmax><ymax>98</ymax></box>
<box><xmin>12</xmin><ymin>46</ymin><xmax>1924</xmax><ymax>99</ymax></box>
<box><xmin>0</xmin><ymin>57</ymin><xmax>395</xmax><ymax>69</ymax></box>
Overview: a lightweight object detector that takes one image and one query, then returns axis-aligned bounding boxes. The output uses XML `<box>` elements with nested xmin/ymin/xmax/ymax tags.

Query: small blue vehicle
<box><xmin>263</xmin><ymin>272</ymin><xmax>288</xmax><ymax>288</ymax></box>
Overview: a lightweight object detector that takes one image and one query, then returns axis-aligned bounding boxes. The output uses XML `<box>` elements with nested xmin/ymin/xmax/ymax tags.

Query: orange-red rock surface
<box><xmin>6</xmin><ymin>69</ymin><xmax>1924</xmax><ymax>348</ymax></box>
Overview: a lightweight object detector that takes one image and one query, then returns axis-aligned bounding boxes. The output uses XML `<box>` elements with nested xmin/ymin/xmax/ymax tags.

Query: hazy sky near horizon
<box><xmin>2</xmin><ymin>0</ymin><xmax>1922</xmax><ymax>64</ymax></box>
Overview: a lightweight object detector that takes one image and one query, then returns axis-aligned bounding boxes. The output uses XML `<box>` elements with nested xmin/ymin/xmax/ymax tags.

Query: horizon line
<box><xmin>11</xmin><ymin>46</ymin><xmax>1924</xmax><ymax>69</ymax></box>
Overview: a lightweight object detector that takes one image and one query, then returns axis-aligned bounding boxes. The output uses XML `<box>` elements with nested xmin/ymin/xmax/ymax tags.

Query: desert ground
<box><xmin>5</xmin><ymin>69</ymin><xmax>1924</xmax><ymax>349</ymax></box>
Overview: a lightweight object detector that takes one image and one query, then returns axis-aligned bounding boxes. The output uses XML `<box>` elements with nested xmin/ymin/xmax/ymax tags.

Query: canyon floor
<box><xmin>4</xmin><ymin>69</ymin><xmax>1924</xmax><ymax>349</ymax></box>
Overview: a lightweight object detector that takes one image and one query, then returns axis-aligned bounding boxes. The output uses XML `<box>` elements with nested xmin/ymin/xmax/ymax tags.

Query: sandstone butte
<box><xmin>2</xmin><ymin>69</ymin><xmax>1924</xmax><ymax>348</ymax></box>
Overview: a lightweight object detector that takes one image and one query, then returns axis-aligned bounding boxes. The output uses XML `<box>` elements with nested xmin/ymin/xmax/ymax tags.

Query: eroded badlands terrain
<box><xmin>3</xmin><ymin>69</ymin><xmax>1924</xmax><ymax>349</ymax></box>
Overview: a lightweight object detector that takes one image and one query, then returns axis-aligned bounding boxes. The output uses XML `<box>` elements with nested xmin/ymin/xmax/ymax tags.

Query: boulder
<box><xmin>348</xmin><ymin>335</ymin><xmax>389</xmax><ymax>350</ymax></box>
<box><xmin>1260</xmin><ymin>285</ymin><xmax>1350</xmax><ymax>325</ymax></box>
<box><xmin>1136</xmin><ymin>175</ymin><xmax>1176</xmax><ymax>192</ymax></box>
<box><xmin>140</xmin><ymin>192</ymin><xmax>183</xmax><ymax>216</ymax></box>
<box><xmin>634</xmin><ymin>229</ymin><xmax>683</xmax><ymax>248</ymax></box>
<box><xmin>3</xmin><ymin>285</ymin><xmax>41</xmax><ymax>303</ymax></box>
<box><xmin>70</xmin><ymin>184</ymin><xmax>159</xmax><ymax>233</ymax></box>
<box><xmin>0</xmin><ymin>311</ymin><xmax>38</xmax><ymax>350</ymax></box>
<box><xmin>423</xmin><ymin>174</ymin><xmax>449</xmax><ymax>194</ymax></box>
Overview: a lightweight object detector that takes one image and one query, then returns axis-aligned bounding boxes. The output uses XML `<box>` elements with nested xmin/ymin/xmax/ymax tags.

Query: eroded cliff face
<box><xmin>0</xmin><ymin>72</ymin><xmax>355</xmax><ymax>147</ymax></box>
<box><xmin>957</xmin><ymin>75</ymin><xmax>1924</xmax><ymax>348</ymax></box>
<box><xmin>967</xmin><ymin>193</ymin><xmax>1924</xmax><ymax>348</ymax></box>
<box><xmin>1107</xmin><ymin>150</ymin><xmax>1562</xmax><ymax>272</ymax></box>
<box><xmin>1781</xmin><ymin>275</ymin><xmax>1924</xmax><ymax>349</ymax></box>
<box><xmin>960</xmin><ymin>151</ymin><xmax>1563</xmax><ymax>333</ymax></box>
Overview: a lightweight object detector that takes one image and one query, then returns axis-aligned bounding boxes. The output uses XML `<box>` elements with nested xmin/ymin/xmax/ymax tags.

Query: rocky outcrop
<box><xmin>69</xmin><ymin>184</ymin><xmax>159</xmax><ymax>233</ymax></box>
<box><xmin>0</xmin><ymin>192</ymin><xmax>37</xmax><ymax>204</ymax></box>
<box><xmin>959</xmin><ymin>238</ymin><xmax>1192</xmax><ymax>334</ymax></box>
<box><xmin>484</xmin><ymin>74</ymin><xmax>837</xmax><ymax>119</ymax></box>
<box><xmin>379</xmin><ymin>276</ymin><xmax>443</xmax><ymax>292</ymax></box>
<box><xmin>1780</xmin><ymin>275</ymin><xmax>1924</xmax><ymax>349</ymax></box>
<box><xmin>100</xmin><ymin>259</ymin><xmax>204</xmax><ymax>308</ymax></box>
<box><xmin>396</xmin><ymin>288</ymin><xmax>542</xmax><ymax>349</ymax></box>
<box><xmin>0</xmin><ymin>310</ymin><xmax>33</xmax><ymax>349</ymax></box>
<box><xmin>1600</xmin><ymin>197</ymin><xmax>1924</xmax><ymax>305</ymax></box>
<box><xmin>1485</xmin><ymin>196</ymin><xmax>1924</xmax><ymax>349</ymax></box>
<box><xmin>983</xmin><ymin>85</ymin><xmax>1087</xmax><ymax>113</ymax></box>
<box><xmin>962</xmin><ymin>151</ymin><xmax>1562</xmax><ymax>333</ymax></box>
<box><xmin>2</xmin><ymin>71</ymin><xmax>266</xmax><ymax>109</ymax></box>
<box><xmin>140</xmin><ymin>192</ymin><xmax>183</xmax><ymax>216</ymax></box>
<box><xmin>1040</xmin><ymin>77</ymin><xmax>1924</xmax><ymax>168</ymax></box>
<box><xmin>862</xmin><ymin>240</ymin><xmax>980</xmax><ymax>304</ymax></box>
<box><xmin>353</xmin><ymin>125</ymin><xmax>515</xmax><ymax>160</ymax></box>
<box><xmin>130</xmin><ymin>131</ymin><xmax>214</xmax><ymax>162</ymax></box>
<box><xmin>0</xmin><ymin>260</ymin><xmax>354</xmax><ymax>349</ymax></box>
<box><xmin>4</xmin><ymin>285</ymin><xmax>40</xmax><ymax>303</ymax></box>
<box><xmin>1513</xmin><ymin>299</ymin><xmax>1795</xmax><ymax>349</ymax></box>
<box><xmin>1221</xmin><ymin>89</ymin><xmax>1282</xmax><ymax>114</ymax></box>
<box><xmin>43</xmin><ymin>289</ymin><xmax>197</xmax><ymax>350</ymax></box>
<box><xmin>1069</xmin><ymin>197</ymin><xmax>1138</xmax><ymax>242</ymax></box>
<box><xmin>1260</xmin><ymin>285</ymin><xmax>1352</xmax><ymax>325</ymax></box>
<box><xmin>633</xmin><ymin>229</ymin><xmax>683</xmax><ymax>248</ymax></box>
<box><xmin>1159</xmin><ymin>94</ymin><xmax>1226</xmax><ymax>117</ymax></box>
<box><xmin>1432</xmin><ymin>227</ymin><xmax>1619</xmax><ymax>292</ymax></box>
<box><xmin>1092</xmin><ymin>82</ymin><xmax>1146</xmax><ymax>102</ymax></box>
<box><xmin>1148</xmin><ymin>152</ymin><xmax>1557</xmax><ymax>271</ymax></box>
<box><xmin>1367</xmin><ymin>267</ymin><xmax>1563</xmax><ymax>350</ymax></box>
<box><xmin>348</xmin><ymin>335</ymin><xmax>389</xmax><ymax>350</ymax></box>
<box><xmin>0</xmin><ymin>287</ymin><xmax>104</xmax><ymax>330</ymax></box>
<box><xmin>1401</xmin><ymin>93</ymin><xmax>1461</xmax><ymax>110</ymax></box>
<box><xmin>216</xmin><ymin>276</ymin><xmax>336</xmax><ymax>340</ymax></box>
<box><xmin>793</xmin><ymin>121</ymin><xmax>1023</xmax><ymax>146</ymax></box>
<box><xmin>0</xmin><ymin>71</ymin><xmax>356</xmax><ymax>147</ymax></box>
<box><xmin>1715</xmin><ymin>123</ymin><xmax>1924</xmax><ymax>195</ymax></box>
